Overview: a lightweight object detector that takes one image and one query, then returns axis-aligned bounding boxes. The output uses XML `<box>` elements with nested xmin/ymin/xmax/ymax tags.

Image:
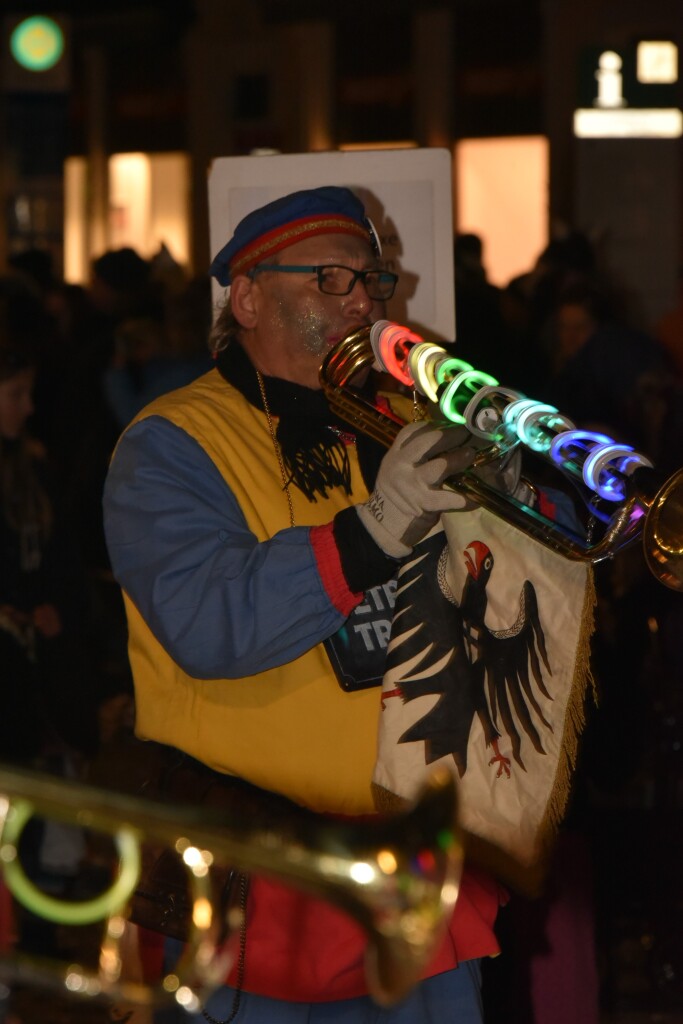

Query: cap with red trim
<box><xmin>209</xmin><ymin>186</ymin><xmax>379</xmax><ymax>287</ymax></box>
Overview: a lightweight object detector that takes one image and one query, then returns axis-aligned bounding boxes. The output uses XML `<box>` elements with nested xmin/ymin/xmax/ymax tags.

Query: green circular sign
<box><xmin>10</xmin><ymin>16</ymin><xmax>64</xmax><ymax>72</ymax></box>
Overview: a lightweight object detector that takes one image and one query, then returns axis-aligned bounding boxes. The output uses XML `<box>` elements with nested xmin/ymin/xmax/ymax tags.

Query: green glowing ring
<box><xmin>440</xmin><ymin>369</ymin><xmax>498</xmax><ymax>424</ymax></box>
<box><xmin>435</xmin><ymin>357</ymin><xmax>473</xmax><ymax>386</ymax></box>
<box><xmin>439</xmin><ymin>375</ymin><xmax>468</xmax><ymax>424</ymax></box>
<box><xmin>10</xmin><ymin>16</ymin><xmax>64</xmax><ymax>72</ymax></box>
<box><xmin>1</xmin><ymin>799</ymin><xmax>141</xmax><ymax>925</ymax></box>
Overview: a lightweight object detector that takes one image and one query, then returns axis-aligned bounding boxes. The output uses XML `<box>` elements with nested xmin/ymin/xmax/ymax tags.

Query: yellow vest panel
<box><xmin>123</xmin><ymin>370</ymin><xmax>384</xmax><ymax>814</ymax></box>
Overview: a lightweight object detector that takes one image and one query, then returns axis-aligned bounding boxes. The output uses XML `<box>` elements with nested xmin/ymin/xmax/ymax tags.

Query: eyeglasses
<box><xmin>248</xmin><ymin>263</ymin><xmax>399</xmax><ymax>301</ymax></box>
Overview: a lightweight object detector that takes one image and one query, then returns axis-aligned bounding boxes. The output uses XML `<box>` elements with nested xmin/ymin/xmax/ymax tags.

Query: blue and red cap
<box><xmin>209</xmin><ymin>186</ymin><xmax>379</xmax><ymax>287</ymax></box>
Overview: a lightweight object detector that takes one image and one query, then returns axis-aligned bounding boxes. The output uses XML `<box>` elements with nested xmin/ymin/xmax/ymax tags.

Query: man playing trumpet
<box><xmin>103</xmin><ymin>186</ymin><xmax>504</xmax><ymax>1023</ymax></box>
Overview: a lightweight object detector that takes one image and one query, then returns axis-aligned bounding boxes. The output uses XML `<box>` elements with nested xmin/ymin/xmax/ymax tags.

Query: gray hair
<box><xmin>208</xmin><ymin>296</ymin><xmax>242</xmax><ymax>354</ymax></box>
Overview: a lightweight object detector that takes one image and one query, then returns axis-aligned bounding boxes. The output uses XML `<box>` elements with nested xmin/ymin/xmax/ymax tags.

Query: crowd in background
<box><xmin>0</xmin><ymin>229</ymin><xmax>681</xmax><ymax>1020</ymax></box>
<box><xmin>453</xmin><ymin>231</ymin><xmax>683</xmax><ymax>1021</ymax></box>
<box><xmin>0</xmin><ymin>247</ymin><xmax>213</xmax><ymax>764</ymax></box>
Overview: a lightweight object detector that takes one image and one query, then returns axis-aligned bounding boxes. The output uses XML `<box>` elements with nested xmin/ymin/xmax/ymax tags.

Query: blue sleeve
<box><xmin>102</xmin><ymin>416</ymin><xmax>347</xmax><ymax>679</ymax></box>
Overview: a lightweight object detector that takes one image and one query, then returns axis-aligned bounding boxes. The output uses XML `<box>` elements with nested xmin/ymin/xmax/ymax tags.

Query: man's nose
<box><xmin>341</xmin><ymin>278</ymin><xmax>374</xmax><ymax>318</ymax></box>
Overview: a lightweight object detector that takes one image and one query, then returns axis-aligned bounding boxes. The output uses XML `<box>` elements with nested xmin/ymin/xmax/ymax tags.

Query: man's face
<box><xmin>243</xmin><ymin>233</ymin><xmax>386</xmax><ymax>389</ymax></box>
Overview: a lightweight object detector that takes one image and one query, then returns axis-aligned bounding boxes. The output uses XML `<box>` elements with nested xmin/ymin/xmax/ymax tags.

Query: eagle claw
<box><xmin>489</xmin><ymin>740</ymin><xmax>511</xmax><ymax>779</ymax></box>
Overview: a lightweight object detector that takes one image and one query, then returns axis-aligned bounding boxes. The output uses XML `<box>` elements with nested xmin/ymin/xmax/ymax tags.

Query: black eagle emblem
<box><xmin>383</xmin><ymin>530</ymin><xmax>553</xmax><ymax>778</ymax></box>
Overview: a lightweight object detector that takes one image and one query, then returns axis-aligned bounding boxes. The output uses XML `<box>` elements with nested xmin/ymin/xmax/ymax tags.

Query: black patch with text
<box><xmin>324</xmin><ymin>579</ymin><xmax>397</xmax><ymax>691</ymax></box>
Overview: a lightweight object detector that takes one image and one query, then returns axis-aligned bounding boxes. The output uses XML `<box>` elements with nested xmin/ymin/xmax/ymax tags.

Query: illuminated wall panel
<box><xmin>455</xmin><ymin>136</ymin><xmax>549</xmax><ymax>287</ymax></box>
<box><xmin>64</xmin><ymin>151</ymin><xmax>190</xmax><ymax>283</ymax></box>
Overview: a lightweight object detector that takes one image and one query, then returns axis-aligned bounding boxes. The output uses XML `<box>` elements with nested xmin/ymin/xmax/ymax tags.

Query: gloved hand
<box><xmin>473</xmin><ymin>445</ymin><xmax>523</xmax><ymax>496</ymax></box>
<box><xmin>357</xmin><ymin>421</ymin><xmax>477</xmax><ymax>557</ymax></box>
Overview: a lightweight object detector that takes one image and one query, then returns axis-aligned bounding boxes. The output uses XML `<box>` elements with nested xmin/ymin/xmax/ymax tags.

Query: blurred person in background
<box><xmin>103</xmin><ymin>274</ymin><xmax>213</xmax><ymax>429</ymax></box>
<box><xmin>543</xmin><ymin>280</ymin><xmax>677</xmax><ymax>463</ymax></box>
<box><xmin>501</xmin><ymin>230</ymin><xmax>600</xmax><ymax>394</ymax></box>
<box><xmin>0</xmin><ymin>276</ymin><xmax>94</xmax><ymax>763</ymax></box>
<box><xmin>452</xmin><ymin>232</ymin><xmax>514</xmax><ymax>384</ymax></box>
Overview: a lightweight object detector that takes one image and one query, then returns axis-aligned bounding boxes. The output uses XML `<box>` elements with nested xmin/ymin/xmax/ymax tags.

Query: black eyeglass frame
<box><xmin>247</xmin><ymin>263</ymin><xmax>399</xmax><ymax>301</ymax></box>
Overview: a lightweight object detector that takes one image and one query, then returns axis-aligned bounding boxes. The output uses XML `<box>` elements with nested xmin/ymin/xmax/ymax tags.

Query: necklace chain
<box><xmin>201</xmin><ymin>873</ymin><xmax>249</xmax><ymax>1024</ymax></box>
<box><xmin>256</xmin><ymin>370</ymin><xmax>295</xmax><ymax>528</ymax></box>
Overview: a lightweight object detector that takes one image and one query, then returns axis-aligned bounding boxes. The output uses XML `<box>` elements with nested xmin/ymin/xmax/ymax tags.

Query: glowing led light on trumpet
<box><xmin>502</xmin><ymin>398</ymin><xmax>539</xmax><ymax>430</ymax></box>
<box><xmin>435</xmin><ymin>357</ymin><xmax>474</xmax><ymax>386</ymax></box>
<box><xmin>440</xmin><ymin>369</ymin><xmax>498</xmax><ymax>425</ymax></box>
<box><xmin>515</xmin><ymin>403</ymin><xmax>576</xmax><ymax>453</ymax></box>
<box><xmin>583</xmin><ymin>444</ymin><xmax>653</xmax><ymax>501</ymax></box>
<box><xmin>549</xmin><ymin>430</ymin><xmax>614</xmax><ymax>479</ymax></box>
<box><xmin>463</xmin><ymin>385</ymin><xmax>523</xmax><ymax>440</ymax></box>
<box><xmin>409</xmin><ymin>343</ymin><xmax>449</xmax><ymax>402</ymax></box>
<box><xmin>372</xmin><ymin>322</ymin><xmax>423</xmax><ymax>387</ymax></box>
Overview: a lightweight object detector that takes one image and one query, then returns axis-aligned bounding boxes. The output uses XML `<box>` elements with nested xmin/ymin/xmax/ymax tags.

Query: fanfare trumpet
<box><xmin>320</xmin><ymin>320</ymin><xmax>683</xmax><ymax>591</ymax></box>
<box><xmin>0</xmin><ymin>761</ymin><xmax>462</xmax><ymax>1010</ymax></box>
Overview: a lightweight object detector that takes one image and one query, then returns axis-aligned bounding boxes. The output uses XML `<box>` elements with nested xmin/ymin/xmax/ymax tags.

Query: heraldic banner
<box><xmin>372</xmin><ymin>505</ymin><xmax>596</xmax><ymax>893</ymax></box>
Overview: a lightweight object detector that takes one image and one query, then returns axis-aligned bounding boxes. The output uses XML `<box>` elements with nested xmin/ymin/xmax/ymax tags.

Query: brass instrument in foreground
<box><xmin>320</xmin><ymin>321</ymin><xmax>683</xmax><ymax>590</ymax></box>
<box><xmin>0</xmin><ymin>762</ymin><xmax>462</xmax><ymax>1011</ymax></box>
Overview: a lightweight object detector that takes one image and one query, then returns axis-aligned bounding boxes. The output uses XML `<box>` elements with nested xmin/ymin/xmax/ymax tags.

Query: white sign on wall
<box><xmin>574</xmin><ymin>43</ymin><xmax>682</xmax><ymax>138</ymax></box>
<box><xmin>207</xmin><ymin>148</ymin><xmax>455</xmax><ymax>342</ymax></box>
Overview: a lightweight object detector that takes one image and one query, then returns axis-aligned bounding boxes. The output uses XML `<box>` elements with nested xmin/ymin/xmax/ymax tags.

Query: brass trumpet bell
<box><xmin>642</xmin><ymin>467</ymin><xmax>683</xmax><ymax>592</ymax></box>
<box><xmin>0</xmin><ymin>762</ymin><xmax>462</xmax><ymax>1010</ymax></box>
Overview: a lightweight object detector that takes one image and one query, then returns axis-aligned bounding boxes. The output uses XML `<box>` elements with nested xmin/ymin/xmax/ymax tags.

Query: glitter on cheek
<box><xmin>295</xmin><ymin>306</ymin><xmax>330</xmax><ymax>356</ymax></box>
<box><xmin>262</xmin><ymin>284</ymin><xmax>333</xmax><ymax>361</ymax></box>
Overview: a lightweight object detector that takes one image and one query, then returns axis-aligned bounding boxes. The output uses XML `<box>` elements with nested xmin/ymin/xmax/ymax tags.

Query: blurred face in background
<box><xmin>555</xmin><ymin>302</ymin><xmax>597</xmax><ymax>365</ymax></box>
<box><xmin>0</xmin><ymin>368</ymin><xmax>35</xmax><ymax>440</ymax></box>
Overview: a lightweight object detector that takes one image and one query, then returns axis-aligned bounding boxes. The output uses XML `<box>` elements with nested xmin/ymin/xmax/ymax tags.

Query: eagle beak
<box><xmin>463</xmin><ymin>545</ymin><xmax>480</xmax><ymax>580</ymax></box>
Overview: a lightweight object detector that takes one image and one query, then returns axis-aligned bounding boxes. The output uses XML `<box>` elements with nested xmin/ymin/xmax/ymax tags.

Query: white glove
<box><xmin>357</xmin><ymin>421</ymin><xmax>476</xmax><ymax>557</ymax></box>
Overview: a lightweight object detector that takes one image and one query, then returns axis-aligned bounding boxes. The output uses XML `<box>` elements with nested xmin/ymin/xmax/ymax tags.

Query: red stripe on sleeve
<box><xmin>310</xmin><ymin>522</ymin><xmax>362</xmax><ymax>617</ymax></box>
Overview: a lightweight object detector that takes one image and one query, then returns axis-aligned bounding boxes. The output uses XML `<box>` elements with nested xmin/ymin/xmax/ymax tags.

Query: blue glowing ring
<box><xmin>549</xmin><ymin>429</ymin><xmax>614</xmax><ymax>471</ymax></box>
<box><xmin>583</xmin><ymin>444</ymin><xmax>653</xmax><ymax>501</ymax></box>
